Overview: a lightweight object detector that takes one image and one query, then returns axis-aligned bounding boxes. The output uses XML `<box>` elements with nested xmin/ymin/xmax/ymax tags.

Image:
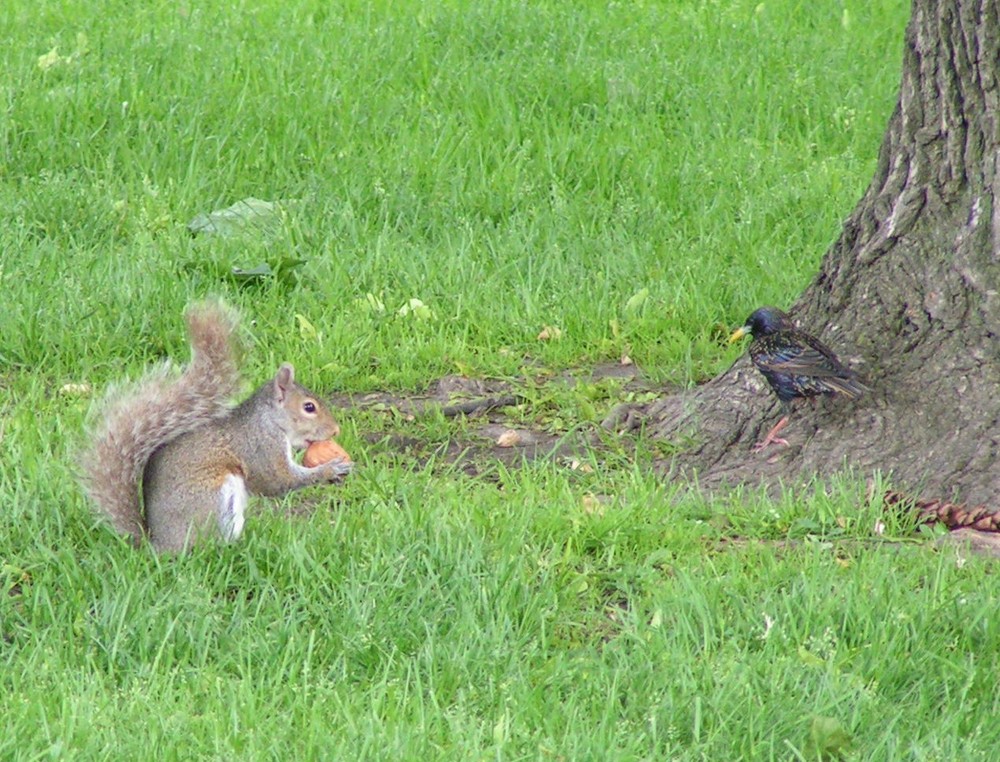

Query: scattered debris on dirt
<box><xmin>327</xmin><ymin>364</ymin><xmax>658</xmax><ymax>478</ymax></box>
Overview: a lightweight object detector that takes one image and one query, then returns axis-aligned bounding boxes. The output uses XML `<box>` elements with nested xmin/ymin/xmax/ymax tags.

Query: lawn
<box><xmin>6</xmin><ymin>0</ymin><xmax>999</xmax><ymax>759</ymax></box>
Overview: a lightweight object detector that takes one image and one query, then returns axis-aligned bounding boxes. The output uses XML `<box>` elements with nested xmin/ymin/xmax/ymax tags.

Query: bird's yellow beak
<box><xmin>728</xmin><ymin>326</ymin><xmax>748</xmax><ymax>344</ymax></box>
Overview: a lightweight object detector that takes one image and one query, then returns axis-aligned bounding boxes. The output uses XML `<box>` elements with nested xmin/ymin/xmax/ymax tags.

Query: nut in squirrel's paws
<box><xmin>303</xmin><ymin>439</ymin><xmax>352</xmax><ymax>469</ymax></box>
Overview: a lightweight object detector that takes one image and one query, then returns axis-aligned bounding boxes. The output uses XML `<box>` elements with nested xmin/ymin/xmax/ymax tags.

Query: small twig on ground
<box><xmin>393</xmin><ymin>395</ymin><xmax>521</xmax><ymax>418</ymax></box>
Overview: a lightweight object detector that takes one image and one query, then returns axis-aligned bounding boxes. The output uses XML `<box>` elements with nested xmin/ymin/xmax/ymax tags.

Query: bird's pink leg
<box><xmin>752</xmin><ymin>416</ymin><xmax>790</xmax><ymax>452</ymax></box>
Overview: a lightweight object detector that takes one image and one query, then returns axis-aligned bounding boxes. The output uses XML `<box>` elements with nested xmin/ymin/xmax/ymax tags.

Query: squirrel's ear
<box><xmin>273</xmin><ymin>363</ymin><xmax>295</xmax><ymax>401</ymax></box>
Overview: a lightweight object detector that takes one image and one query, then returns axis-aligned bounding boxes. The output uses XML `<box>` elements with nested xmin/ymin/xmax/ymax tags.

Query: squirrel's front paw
<box><xmin>319</xmin><ymin>457</ymin><xmax>353</xmax><ymax>482</ymax></box>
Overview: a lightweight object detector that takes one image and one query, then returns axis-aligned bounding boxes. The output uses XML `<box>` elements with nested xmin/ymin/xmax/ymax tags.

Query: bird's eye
<box><xmin>303</xmin><ymin>401</ymin><xmax>317</xmax><ymax>414</ymax></box>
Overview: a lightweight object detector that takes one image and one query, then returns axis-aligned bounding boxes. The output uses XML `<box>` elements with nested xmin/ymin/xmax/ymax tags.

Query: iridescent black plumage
<box><xmin>730</xmin><ymin>306</ymin><xmax>866</xmax><ymax>450</ymax></box>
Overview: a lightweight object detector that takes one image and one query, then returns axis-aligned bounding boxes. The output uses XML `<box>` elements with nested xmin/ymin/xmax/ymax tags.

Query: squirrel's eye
<box><xmin>303</xmin><ymin>401</ymin><xmax>317</xmax><ymax>414</ymax></box>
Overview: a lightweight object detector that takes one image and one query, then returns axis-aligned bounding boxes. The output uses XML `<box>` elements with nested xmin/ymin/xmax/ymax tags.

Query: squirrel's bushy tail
<box><xmin>80</xmin><ymin>300</ymin><xmax>243</xmax><ymax>546</ymax></box>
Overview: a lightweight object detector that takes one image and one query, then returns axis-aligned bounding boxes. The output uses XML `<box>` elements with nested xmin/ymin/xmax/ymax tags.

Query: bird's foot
<box><xmin>751</xmin><ymin>416</ymin><xmax>790</xmax><ymax>452</ymax></box>
<box><xmin>751</xmin><ymin>435</ymin><xmax>789</xmax><ymax>452</ymax></box>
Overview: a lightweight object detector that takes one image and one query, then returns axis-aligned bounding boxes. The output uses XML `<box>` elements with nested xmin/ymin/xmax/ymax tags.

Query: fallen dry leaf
<box><xmin>581</xmin><ymin>494</ymin><xmax>604</xmax><ymax>515</ymax></box>
<box><xmin>536</xmin><ymin>325</ymin><xmax>563</xmax><ymax>341</ymax></box>
<box><xmin>496</xmin><ymin>430</ymin><xmax>522</xmax><ymax>448</ymax></box>
<box><xmin>59</xmin><ymin>383</ymin><xmax>92</xmax><ymax>396</ymax></box>
<box><xmin>38</xmin><ymin>47</ymin><xmax>69</xmax><ymax>71</ymax></box>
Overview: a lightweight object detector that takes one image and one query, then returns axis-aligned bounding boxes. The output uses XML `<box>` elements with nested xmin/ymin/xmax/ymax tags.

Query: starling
<box><xmin>728</xmin><ymin>306</ymin><xmax>867</xmax><ymax>451</ymax></box>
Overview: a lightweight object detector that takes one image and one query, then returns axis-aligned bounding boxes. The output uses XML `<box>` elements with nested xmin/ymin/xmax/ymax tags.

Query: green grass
<box><xmin>8</xmin><ymin>0</ymin><xmax>1000</xmax><ymax>759</ymax></box>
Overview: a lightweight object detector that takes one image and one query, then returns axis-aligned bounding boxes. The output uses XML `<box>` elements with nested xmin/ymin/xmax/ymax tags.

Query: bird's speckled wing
<box><xmin>752</xmin><ymin>331</ymin><xmax>849</xmax><ymax>377</ymax></box>
<box><xmin>751</xmin><ymin>330</ymin><xmax>867</xmax><ymax>399</ymax></box>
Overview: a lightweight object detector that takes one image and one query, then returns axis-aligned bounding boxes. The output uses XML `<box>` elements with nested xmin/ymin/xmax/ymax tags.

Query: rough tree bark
<box><xmin>611</xmin><ymin>0</ymin><xmax>1000</xmax><ymax>504</ymax></box>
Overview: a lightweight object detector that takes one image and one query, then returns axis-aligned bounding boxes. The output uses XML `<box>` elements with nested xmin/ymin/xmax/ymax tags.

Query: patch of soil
<box><xmin>327</xmin><ymin>363</ymin><xmax>657</xmax><ymax>478</ymax></box>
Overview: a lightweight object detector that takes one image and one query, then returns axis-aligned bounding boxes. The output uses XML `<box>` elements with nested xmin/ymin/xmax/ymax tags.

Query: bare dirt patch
<box><xmin>327</xmin><ymin>363</ymin><xmax>659</xmax><ymax>478</ymax></box>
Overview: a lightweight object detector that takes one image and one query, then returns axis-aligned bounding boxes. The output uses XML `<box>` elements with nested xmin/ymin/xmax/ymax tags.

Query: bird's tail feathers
<box><xmin>825</xmin><ymin>374</ymin><xmax>869</xmax><ymax>399</ymax></box>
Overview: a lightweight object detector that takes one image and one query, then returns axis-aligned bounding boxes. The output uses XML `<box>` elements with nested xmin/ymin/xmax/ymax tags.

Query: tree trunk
<box><xmin>614</xmin><ymin>0</ymin><xmax>1000</xmax><ymax>505</ymax></box>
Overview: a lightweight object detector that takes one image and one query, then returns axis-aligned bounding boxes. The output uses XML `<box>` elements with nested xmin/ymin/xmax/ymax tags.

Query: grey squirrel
<box><xmin>81</xmin><ymin>299</ymin><xmax>352</xmax><ymax>552</ymax></box>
